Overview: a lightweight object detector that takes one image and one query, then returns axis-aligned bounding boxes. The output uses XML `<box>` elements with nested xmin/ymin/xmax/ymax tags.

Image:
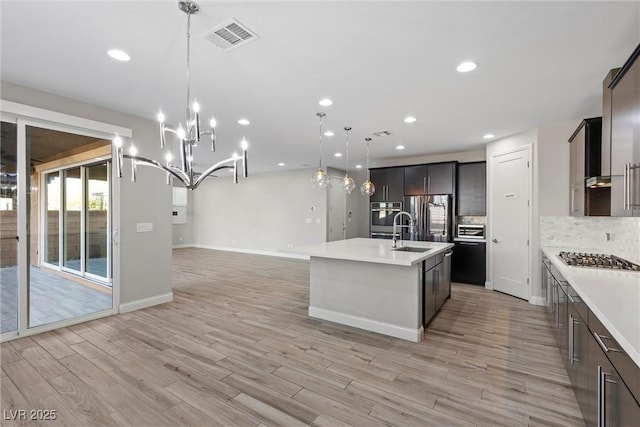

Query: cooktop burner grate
<box><xmin>558</xmin><ymin>252</ymin><xmax>640</xmax><ymax>271</ymax></box>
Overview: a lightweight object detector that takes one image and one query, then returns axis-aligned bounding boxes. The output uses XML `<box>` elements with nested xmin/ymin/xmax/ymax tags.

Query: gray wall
<box><xmin>192</xmin><ymin>168</ymin><xmax>329</xmax><ymax>253</ymax></box>
<box><xmin>2</xmin><ymin>81</ymin><xmax>173</xmax><ymax>306</ymax></box>
<box><xmin>190</xmin><ymin>167</ymin><xmax>370</xmax><ymax>254</ymax></box>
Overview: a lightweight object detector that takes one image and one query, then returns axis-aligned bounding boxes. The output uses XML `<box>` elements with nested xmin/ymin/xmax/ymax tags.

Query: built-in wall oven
<box><xmin>370</xmin><ymin>201</ymin><xmax>402</xmax><ymax>239</ymax></box>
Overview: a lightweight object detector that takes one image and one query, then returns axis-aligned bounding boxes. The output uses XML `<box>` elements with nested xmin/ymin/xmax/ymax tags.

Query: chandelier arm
<box><xmin>123</xmin><ymin>154</ymin><xmax>190</xmax><ymax>188</ymax></box>
<box><xmin>192</xmin><ymin>156</ymin><xmax>239</xmax><ymax>189</ymax></box>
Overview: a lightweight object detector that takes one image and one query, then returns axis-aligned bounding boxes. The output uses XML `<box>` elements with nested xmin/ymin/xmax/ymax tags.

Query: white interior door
<box><xmin>327</xmin><ymin>176</ymin><xmax>346</xmax><ymax>241</ymax></box>
<box><xmin>490</xmin><ymin>146</ymin><xmax>531</xmax><ymax>300</ymax></box>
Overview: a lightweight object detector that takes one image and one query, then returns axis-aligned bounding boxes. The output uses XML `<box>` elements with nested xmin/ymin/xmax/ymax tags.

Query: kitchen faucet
<box><xmin>392</xmin><ymin>211</ymin><xmax>414</xmax><ymax>248</ymax></box>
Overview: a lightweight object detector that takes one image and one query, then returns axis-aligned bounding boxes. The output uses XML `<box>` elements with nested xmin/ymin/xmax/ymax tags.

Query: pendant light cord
<box><xmin>186</xmin><ymin>12</ymin><xmax>192</xmax><ymax>117</ymax></box>
<box><xmin>344</xmin><ymin>127</ymin><xmax>351</xmax><ymax>177</ymax></box>
<box><xmin>317</xmin><ymin>112</ymin><xmax>325</xmax><ymax>169</ymax></box>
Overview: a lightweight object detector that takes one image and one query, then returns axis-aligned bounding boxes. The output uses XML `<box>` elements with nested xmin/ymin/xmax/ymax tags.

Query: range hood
<box><xmin>586</xmin><ymin>176</ymin><xmax>611</xmax><ymax>188</ymax></box>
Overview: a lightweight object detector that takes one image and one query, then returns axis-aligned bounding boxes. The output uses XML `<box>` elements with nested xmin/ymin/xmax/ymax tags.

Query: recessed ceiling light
<box><xmin>324</xmin><ymin>131</ymin><xmax>334</xmax><ymax>137</ymax></box>
<box><xmin>404</xmin><ymin>116</ymin><xmax>417</xmax><ymax>123</ymax></box>
<box><xmin>107</xmin><ymin>49</ymin><xmax>131</xmax><ymax>62</ymax></box>
<box><xmin>334</xmin><ymin>152</ymin><xmax>343</xmax><ymax>157</ymax></box>
<box><xmin>396</xmin><ymin>145</ymin><xmax>405</xmax><ymax>150</ymax></box>
<box><xmin>355</xmin><ymin>164</ymin><xmax>363</xmax><ymax>169</ymax></box>
<box><xmin>483</xmin><ymin>133</ymin><xmax>495</xmax><ymax>139</ymax></box>
<box><xmin>456</xmin><ymin>61</ymin><xmax>478</xmax><ymax>73</ymax></box>
<box><xmin>238</xmin><ymin>118</ymin><xmax>250</xmax><ymax>125</ymax></box>
<box><xmin>278</xmin><ymin>162</ymin><xmax>285</xmax><ymax>167</ymax></box>
<box><xmin>319</xmin><ymin>98</ymin><xmax>333</xmax><ymax>107</ymax></box>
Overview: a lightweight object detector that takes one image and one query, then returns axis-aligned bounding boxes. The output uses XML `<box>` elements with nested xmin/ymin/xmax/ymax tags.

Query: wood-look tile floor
<box><xmin>1</xmin><ymin>248</ymin><xmax>585</xmax><ymax>426</ymax></box>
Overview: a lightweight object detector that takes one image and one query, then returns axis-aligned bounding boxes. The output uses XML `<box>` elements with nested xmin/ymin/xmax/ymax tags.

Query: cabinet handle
<box><xmin>569</xmin><ymin>314</ymin><xmax>574</xmax><ymax>365</ymax></box>
<box><xmin>598</xmin><ymin>365</ymin><xmax>605</xmax><ymax>427</ymax></box>
<box><xmin>458</xmin><ymin>242</ymin><xmax>480</xmax><ymax>246</ymax></box>
<box><xmin>423</xmin><ymin>176</ymin><xmax>427</xmax><ymax>194</ymax></box>
<box><xmin>631</xmin><ymin>163</ymin><xmax>640</xmax><ymax>208</ymax></box>
<box><xmin>427</xmin><ymin>176</ymin><xmax>431</xmax><ymax>193</ymax></box>
<box><xmin>593</xmin><ymin>332</ymin><xmax>622</xmax><ymax>353</ymax></box>
<box><xmin>624</xmin><ymin>163</ymin><xmax>629</xmax><ymax>210</ymax></box>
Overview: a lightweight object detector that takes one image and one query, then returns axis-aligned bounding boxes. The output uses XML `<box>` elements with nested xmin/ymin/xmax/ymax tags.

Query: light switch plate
<box><xmin>136</xmin><ymin>222</ymin><xmax>153</xmax><ymax>233</ymax></box>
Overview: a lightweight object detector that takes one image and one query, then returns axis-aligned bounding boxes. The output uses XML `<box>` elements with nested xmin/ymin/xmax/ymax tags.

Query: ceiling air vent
<box><xmin>372</xmin><ymin>130</ymin><xmax>392</xmax><ymax>137</ymax></box>
<box><xmin>204</xmin><ymin>19</ymin><xmax>258</xmax><ymax>51</ymax></box>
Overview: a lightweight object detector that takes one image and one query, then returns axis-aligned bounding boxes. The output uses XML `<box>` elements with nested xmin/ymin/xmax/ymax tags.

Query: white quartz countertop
<box><xmin>291</xmin><ymin>238</ymin><xmax>454</xmax><ymax>266</ymax></box>
<box><xmin>542</xmin><ymin>247</ymin><xmax>640</xmax><ymax>367</ymax></box>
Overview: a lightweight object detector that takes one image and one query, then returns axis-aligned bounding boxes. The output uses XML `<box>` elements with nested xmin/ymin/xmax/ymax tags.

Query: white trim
<box><xmin>172</xmin><ymin>244</ymin><xmax>194</xmax><ymax>249</ymax></box>
<box><xmin>484</xmin><ymin>280</ymin><xmax>492</xmax><ymax>290</ymax></box>
<box><xmin>119</xmin><ymin>292</ymin><xmax>173</xmax><ymax>314</ymax></box>
<box><xmin>0</xmin><ymin>100</ymin><xmax>132</xmax><ymax>137</ymax></box>
<box><xmin>189</xmin><ymin>244</ymin><xmax>310</xmax><ymax>260</ymax></box>
<box><xmin>529</xmin><ymin>296</ymin><xmax>546</xmax><ymax>306</ymax></box>
<box><xmin>309</xmin><ymin>306</ymin><xmax>423</xmax><ymax>343</ymax></box>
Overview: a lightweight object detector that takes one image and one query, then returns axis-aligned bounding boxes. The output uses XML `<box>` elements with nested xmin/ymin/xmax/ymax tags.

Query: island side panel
<box><xmin>308</xmin><ymin>257</ymin><xmax>423</xmax><ymax>342</ymax></box>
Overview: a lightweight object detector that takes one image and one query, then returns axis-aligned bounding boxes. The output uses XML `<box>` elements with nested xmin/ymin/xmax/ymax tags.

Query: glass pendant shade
<box><xmin>343</xmin><ymin>175</ymin><xmax>356</xmax><ymax>194</ymax></box>
<box><xmin>360</xmin><ymin>179</ymin><xmax>375</xmax><ymax>196</ymax></box>
<box><xmin>360</xmin><ymin>137</ymin><xmax>375</xmax><ymax>196</ymax></box>
<box><xmin>312</xmin><ymin>167</ymin><xmax>330</xmax><ymax>189</ymax></box>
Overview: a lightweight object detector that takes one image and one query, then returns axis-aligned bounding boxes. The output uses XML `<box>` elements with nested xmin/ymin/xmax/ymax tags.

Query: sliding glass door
<box><xmin>0</xmin><ymin>121</ymin><xmax>19</xmax><ymax>334</ymax></box>
<box><xmin>1</xmin><ymin>103</ymin><xmax>124</xmax><ymax>340</ymax></box>
<box><xmin>44</xmin><ymin>161</ymin><xmax>112</xmax><ymax>284</ymax></box>
<box><xmin>63</xmin><ymin>167</ymin><xmax>82</xmax><ymax>273</ymax></box>
<box><xmin>86</xmin><ymin>162</ymin><xmax>110</xmax><ymax>279</ymax></box>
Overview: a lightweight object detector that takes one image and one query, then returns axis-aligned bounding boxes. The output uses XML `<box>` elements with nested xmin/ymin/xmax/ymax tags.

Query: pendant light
<box><xmin>360</xmin><ymin>137</ymin><xmax>375</xmax><ymax>196</ymax></box>
<box><xmin>342</xmin><ymin>127</ymin><xmax>355</xmax><ymax>194</ymax></box>
<box><xmin>311</xmin><ymin>112</ymin><xmax>330</xmax><ymax>189</ymax></box>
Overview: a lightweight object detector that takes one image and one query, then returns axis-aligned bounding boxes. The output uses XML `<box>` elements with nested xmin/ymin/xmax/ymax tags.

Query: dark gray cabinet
<box><xmin>541</xmin><ymin>254</ymin><xmax>640</xmax><ymax>426</ymax></box>
<box><xmin>610</xmin><ymin>44</ymin><xmax>640</xmax><ymax>217</ymax></box>
<box><xmin>451</xmin><ymin>240</ymin><xmax>485</xmax><ymax>285</ymax></box>
<box><xmin>423</xmin><ymin>252</ymin><xmax>450</xmax><ymax>326</ymax></box>
<box><xmin>457</xmin><ymin>162</ymin><xmax>486</xmax><ymax>216</ymax></box>
<box><xmin>569</xmin><ymin>118</ymin><xmax>605</xmax><ymax>216</ymax></box>
<box><xmin>586</xmin><ymin>328</ymin><xmax>640</xmax><ymax>427</ymax></box>
<box><xmin>369</xmin><ymin>167</ymin><xmax>404</xmax><ymax>202</ymax></box>
<box><xmin>404</xmin><ymin>162</ymin><xmax>456</xmax><ymax>196</ymax></box>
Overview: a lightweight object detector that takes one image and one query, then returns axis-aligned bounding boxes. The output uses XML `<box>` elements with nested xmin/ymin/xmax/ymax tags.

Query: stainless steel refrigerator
<box><xmin>402</xmin><ymin>195</ymin><xmax>452</xmax><ymax>242</ymax></box>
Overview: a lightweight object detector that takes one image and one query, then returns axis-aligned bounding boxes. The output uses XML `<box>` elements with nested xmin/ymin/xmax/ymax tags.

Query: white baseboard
<box><xmin>172</xmin><ymin>244</ymin><xmax>194</xmax><ymax>249</ymax></box>
<box><xmin>308</xmin><ymin>306</ymin><xmax>423</xmax><ymax>343</ymax></box>
<box><xmin>484</xmin><ymin>280</ymin><xmax>493</xmax><ymax>290</ymax></box>
<box><xmin>189</xmin><ymin>244</ymin><xmax>310</xmax><ymax>260</ymax></box>
<box><xmin>119</xmin><ymin>292</ymin><xmax>173</xmax><ymax>314</ymax></box>
<box><xmin>529</xmin><ymin>296</ymin><xmax>546</xmax><ymax>306</ymax></box>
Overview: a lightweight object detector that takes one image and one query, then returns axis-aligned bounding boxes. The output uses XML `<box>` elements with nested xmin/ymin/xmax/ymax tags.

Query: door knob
<box><xmin>492</xmin><ymin>238</ymin><xmax>499</xmax><ymax>243</ymax></box>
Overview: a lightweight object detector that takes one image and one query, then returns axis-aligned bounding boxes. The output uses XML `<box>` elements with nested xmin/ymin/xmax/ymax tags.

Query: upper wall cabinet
<box><xmin>369</xmin><ymin>167</ymin><xmax>404</xmax><ymax>202</ymax></box>
<box><xmin>610</xmin><ymin>44</ymin><xmax>640</xmax><ymax>217</ymax></box>
<box><xmin>568</xmin><ymin>117</ymin><xmax>607</xmax><ymax>216</ymax></box>
<box><xmin>404</xmin><ymin>162</ymin><xmax>456</xmax><ymax>196</ymax></box>
<box><xmin>457</xmin><ymin>162</ymin><xmax>486</xmax><ymax>216</ymax></box>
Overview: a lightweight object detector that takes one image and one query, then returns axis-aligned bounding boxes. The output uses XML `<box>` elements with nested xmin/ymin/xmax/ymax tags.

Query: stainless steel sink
<box><xmin>391</xmin><ymin>246</ymin><xmax>431</xmax><ymax>253</ymax></box>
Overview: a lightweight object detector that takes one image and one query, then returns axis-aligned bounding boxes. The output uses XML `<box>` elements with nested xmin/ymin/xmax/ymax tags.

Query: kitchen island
<box><xmin>292</xmin><ymin>238</ymin><xmax>454</xmax><ymax>342</ymax></box>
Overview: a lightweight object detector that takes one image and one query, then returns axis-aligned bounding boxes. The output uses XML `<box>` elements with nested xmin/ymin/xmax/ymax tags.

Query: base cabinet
<box><xmin>541</xmin><ymin>254</ymin><xmax>640</xmax><ymax>426</ymax></box>
<box><xmin>586</xmin><ymin>332</ymin><xmax>640</xmax><ymax>426</ymax></box>
<box><xmin>423</xmin><ymin>252</ymin><xmax>451</xmax><ymax>326</ymax></box>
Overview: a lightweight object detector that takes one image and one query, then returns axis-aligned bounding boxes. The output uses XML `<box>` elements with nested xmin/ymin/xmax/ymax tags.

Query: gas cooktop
<box><xmin>558</xmin><ymin>251</ymin><xmax>640</xmax><ymax>271</ymax></box>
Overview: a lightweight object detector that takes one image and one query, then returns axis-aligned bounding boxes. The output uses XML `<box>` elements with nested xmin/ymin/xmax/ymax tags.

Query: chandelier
<box><xmin>113</xmin><ymin>1</ymin><xmax>248</xmax><ymax>189</ymax></box>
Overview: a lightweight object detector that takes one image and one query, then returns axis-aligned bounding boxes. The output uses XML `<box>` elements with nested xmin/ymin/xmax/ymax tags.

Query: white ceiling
<box><xmin>1</xmin><ymin>1</ymin><xmax>639</xmax><ymax>174</ymax></box>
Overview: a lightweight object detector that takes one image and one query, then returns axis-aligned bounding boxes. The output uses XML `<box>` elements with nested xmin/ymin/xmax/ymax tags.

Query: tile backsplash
<box><xmin>540</xmin><ymin>216</ymin><xmax>640</xmax><ymax>263</ymax></box>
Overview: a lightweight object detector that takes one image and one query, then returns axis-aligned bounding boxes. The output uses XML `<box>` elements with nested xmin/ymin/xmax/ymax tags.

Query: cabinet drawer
<box><xmin>566</xmin><ymin>285</ymin><xmax>589</xmax><ymax>324</ymax></box>
<box><xmin>589</xmin><ymin>312</ymin><xmax>640</xmax><ymax>404</ymax></box>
